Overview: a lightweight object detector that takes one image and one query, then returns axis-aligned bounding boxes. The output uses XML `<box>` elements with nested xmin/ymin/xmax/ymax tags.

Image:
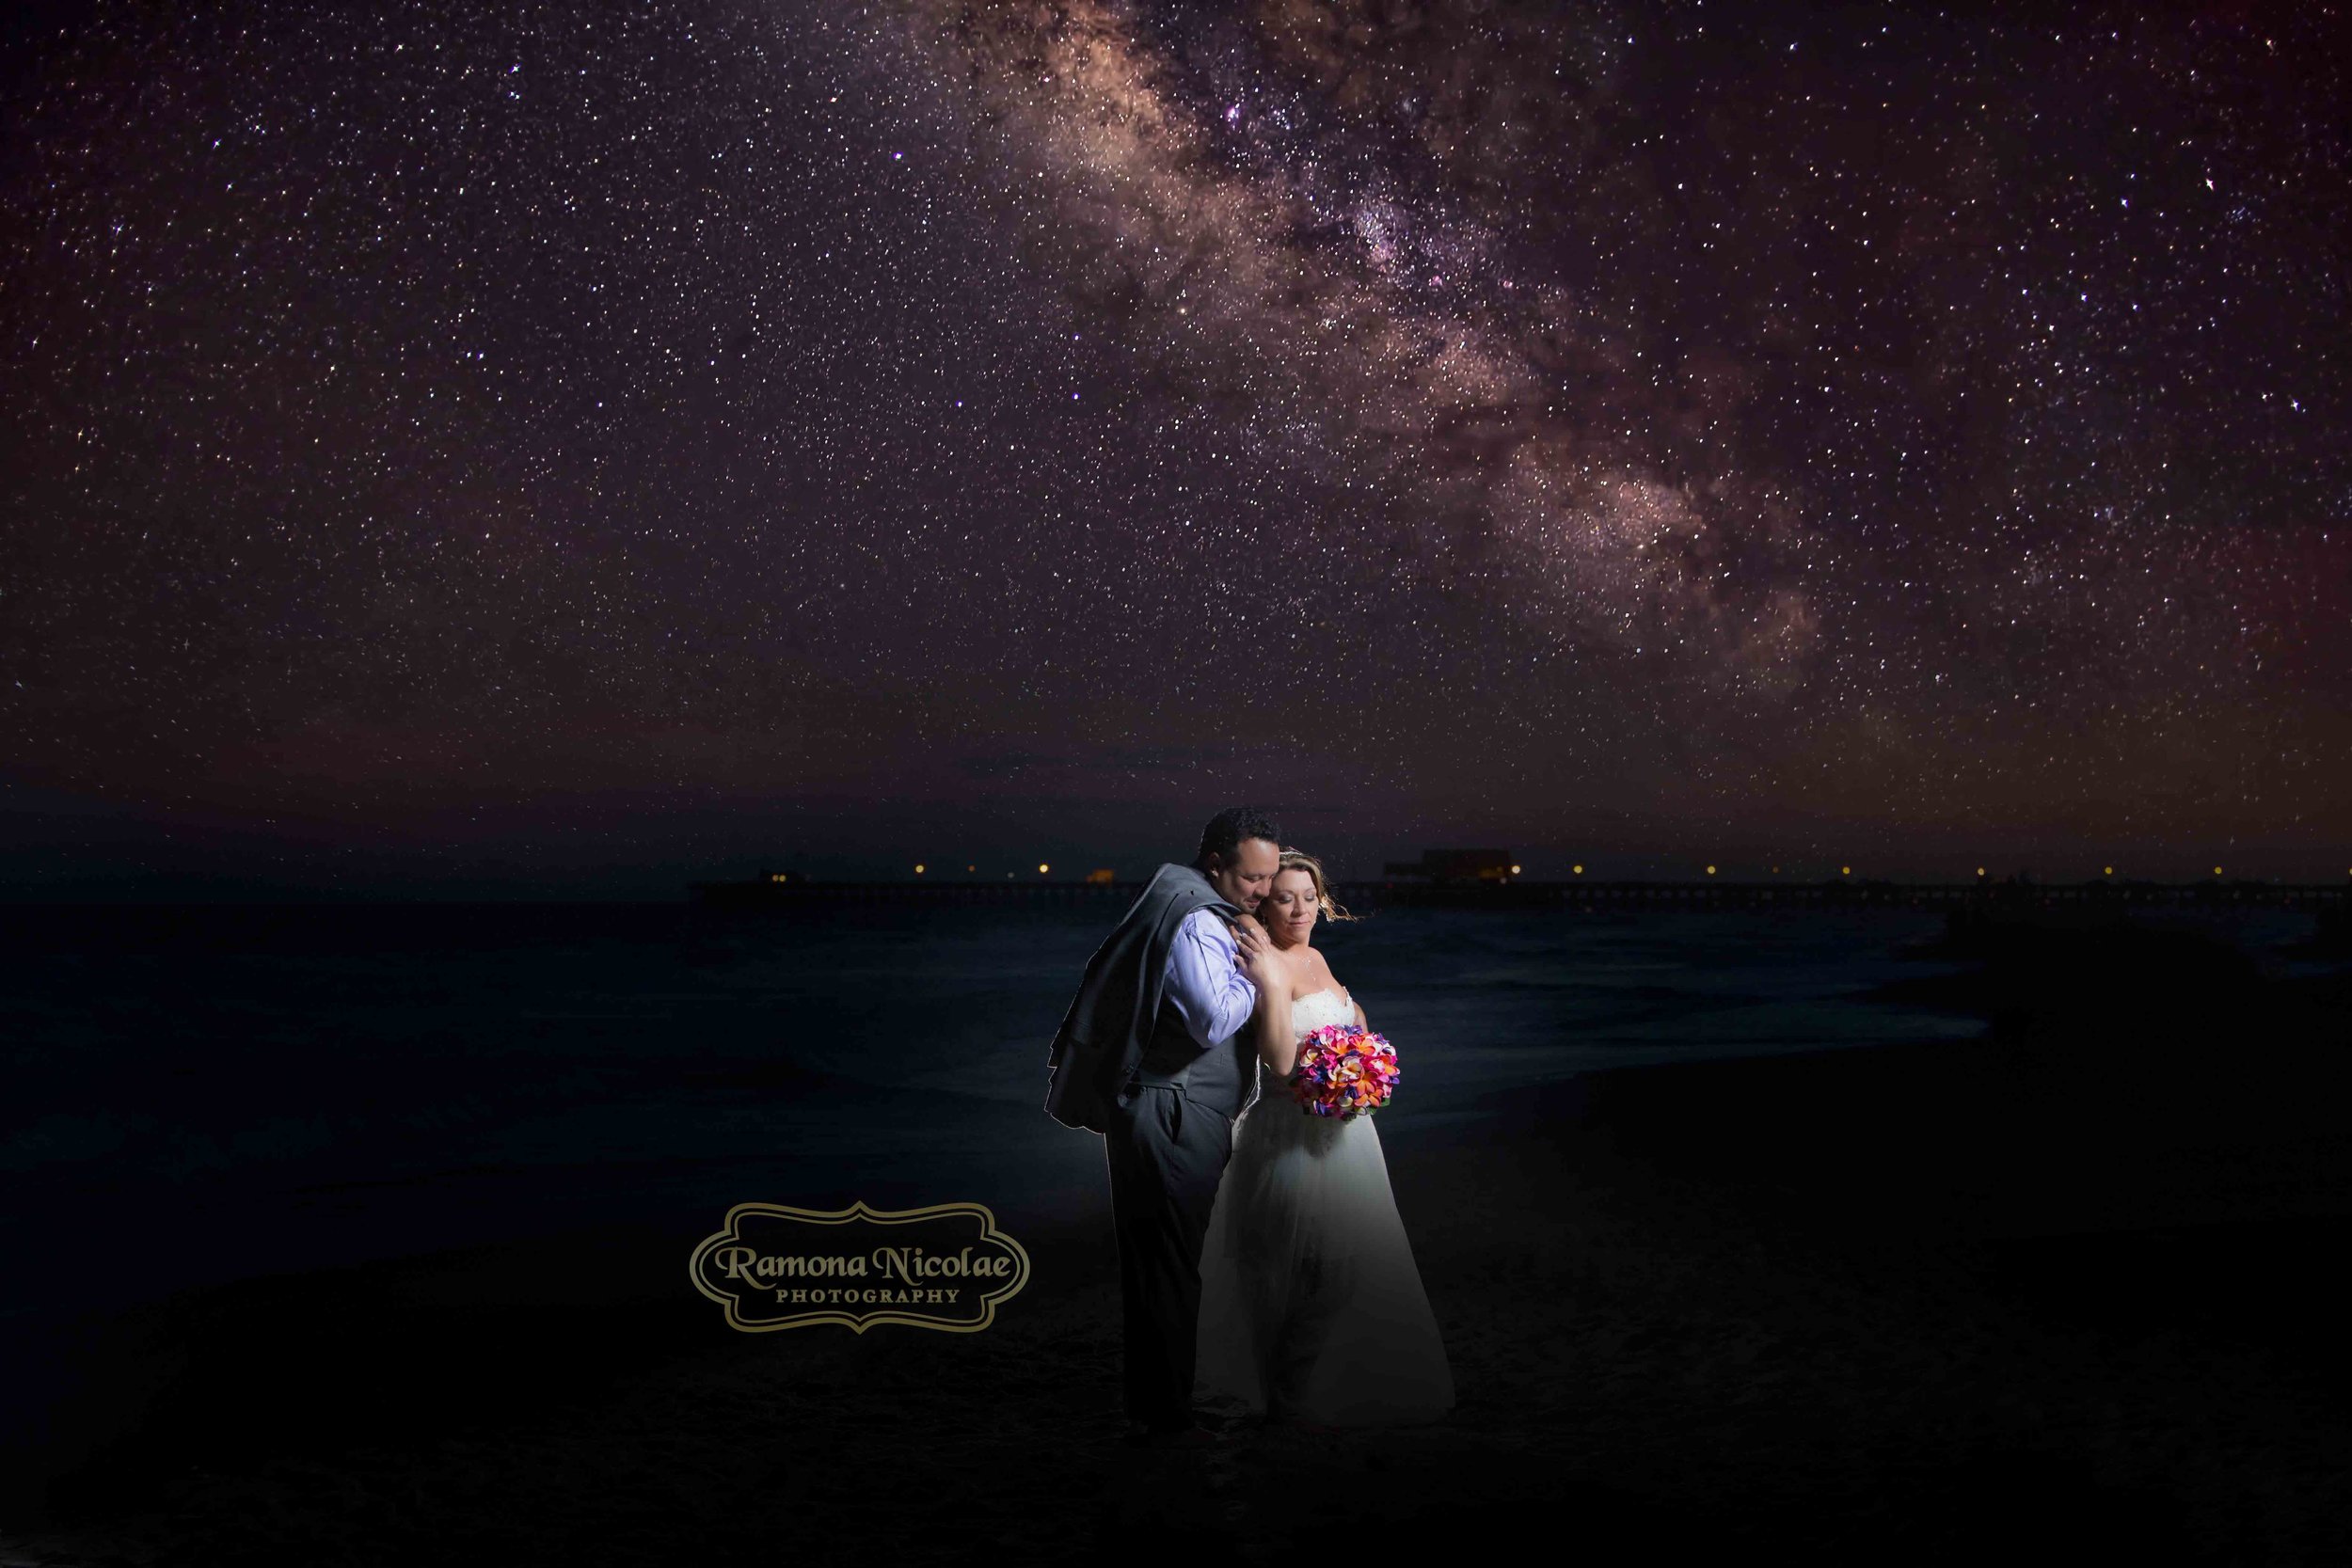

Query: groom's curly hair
<box><xmin>1192</xmin><ymin>806</ymin><xmax>1281</xmax><ymax>871</ymax></box>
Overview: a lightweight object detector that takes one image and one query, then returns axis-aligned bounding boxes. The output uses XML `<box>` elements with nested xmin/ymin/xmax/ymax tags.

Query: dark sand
<box><xmin>6</xmin><ymin>911</ymin><xmax>2349</xmax><ymax>1565</ymax></box>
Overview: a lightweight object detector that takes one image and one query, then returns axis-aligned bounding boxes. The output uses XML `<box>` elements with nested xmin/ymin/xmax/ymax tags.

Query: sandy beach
<box><xmin>5</xmin><ymin>911</ymin><xmax>2348</xmax><ymax>1564</ymax></box>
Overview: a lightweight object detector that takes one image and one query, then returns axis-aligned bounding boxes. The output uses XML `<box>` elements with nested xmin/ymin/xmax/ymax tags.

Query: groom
<box><xmin>1045</xmin><ymin>806</ymin><xmax>1281</xmax><ymax>1448</ymax></box>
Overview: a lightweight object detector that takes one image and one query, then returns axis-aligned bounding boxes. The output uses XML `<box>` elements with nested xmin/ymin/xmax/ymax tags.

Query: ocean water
<box><xmin>0</xmin><ymin>897</ymin><xmax>2325</xmax><ymax>1340</ymax></box>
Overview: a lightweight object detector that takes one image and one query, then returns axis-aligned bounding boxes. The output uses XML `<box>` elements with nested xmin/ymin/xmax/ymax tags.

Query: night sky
<box><xmin>3</xmin><ymin>1</ymin><xmax>2345</xmax><ymax>896</ymax></box>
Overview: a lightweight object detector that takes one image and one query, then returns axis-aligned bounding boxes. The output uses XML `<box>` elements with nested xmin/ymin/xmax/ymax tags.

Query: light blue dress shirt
<box><xmin>1161</xmin><ymin>907</ymin><xmax>1258</xmax><ymax>1049</ymax></box>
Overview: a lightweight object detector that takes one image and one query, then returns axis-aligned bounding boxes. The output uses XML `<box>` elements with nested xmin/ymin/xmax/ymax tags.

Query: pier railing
<box><xmin>687</xmin><ymin>878</ymin><xmax>2352</xmax><ymax>912</ymax></box>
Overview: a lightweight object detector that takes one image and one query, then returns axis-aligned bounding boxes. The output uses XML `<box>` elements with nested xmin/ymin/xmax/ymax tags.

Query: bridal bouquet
<box><xmin>1288</xmin><ymin>1023</ymin><xmax>1400</xmax><ymax>1119</ymax></box>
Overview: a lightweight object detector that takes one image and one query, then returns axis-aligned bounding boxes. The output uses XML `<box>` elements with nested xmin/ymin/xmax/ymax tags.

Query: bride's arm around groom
<box><xmin>1240</xmin><ymin>929</ymin><xmax>1302</xmax><ymax>1080</ymax></box>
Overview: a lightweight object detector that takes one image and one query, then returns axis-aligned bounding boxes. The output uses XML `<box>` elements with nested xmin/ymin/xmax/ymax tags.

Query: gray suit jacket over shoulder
<box><xmin>1044</xmin><ymin>862</ymin><xmax>1239</xmax><ymax>1133</ymax></box>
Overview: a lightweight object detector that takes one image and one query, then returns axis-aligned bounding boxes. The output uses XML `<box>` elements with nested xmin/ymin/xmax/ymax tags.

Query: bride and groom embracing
<box><xmin>1045</xmin><ymin>806</ymin><xmax>1454</xmax><ymax>1449</ymax></box>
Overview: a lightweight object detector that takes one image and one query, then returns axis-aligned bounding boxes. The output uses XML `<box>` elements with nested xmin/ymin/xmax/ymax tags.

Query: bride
<box><xmin>1194</xmin><ymin>847</ymin><xmax>1454</xmax><ymax>1428</ymax></box>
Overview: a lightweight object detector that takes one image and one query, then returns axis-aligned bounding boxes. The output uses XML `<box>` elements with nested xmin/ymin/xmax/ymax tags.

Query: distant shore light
<box><xmin>1510</xmin><ymin>863</ymin><xmax>1522</xmax><ymax>874</ymax></box>
<box><xmin>914</xmin><ymin>863</ymin><xmax>926</xmax><ymax>874</ymax></box>
<box><xmin>1976</xmin><ymin>867</ymin><xmax>1986</xmax><ymax>877</ymax></box>
<box><xmin>2213</xmin><ymin>865</ymin><xmax>2223</xmax><ymax>875</ymax></box>
<box><xmin>1706</xmin><ymin>864</ymin><xmax>1716</xmax><ymax>875</ymax></box>
<box><xmin>2103</xmin><ymin>865</ymin><xmax>2113</xmax><ymax>876</ymax></box>
<box><xmin>1841</xmin><ymin>866</ymin><xmax>1851</xmax><ymax>876</ymax></box>
<box><xmin>1038</xmin><ymin>863</ymin><xmax>1050</xmax><ymax>874</ymax></box>
<box><xmin>1572</xmin><ymin>863</ymin><xmax>1584</xmax><ymax>875</ymax></box>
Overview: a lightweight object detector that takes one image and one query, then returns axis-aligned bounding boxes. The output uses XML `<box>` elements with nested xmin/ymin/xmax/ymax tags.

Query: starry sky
<box><xmin>2</xmin><ymin>0</ymin><xmax>2345</xmax><ymax>897</ymax></box>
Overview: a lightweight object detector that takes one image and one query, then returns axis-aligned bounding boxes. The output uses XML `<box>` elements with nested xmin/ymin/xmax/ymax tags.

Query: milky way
<box><xmin>917</xmin><ymin>0</ymin><xmax>1826</xmax><ymax>685</ymax></box>
<box><xmin>1</xmin><ymin>1</ymin><xmax>2344</xmax><ymax>892</ymax></box>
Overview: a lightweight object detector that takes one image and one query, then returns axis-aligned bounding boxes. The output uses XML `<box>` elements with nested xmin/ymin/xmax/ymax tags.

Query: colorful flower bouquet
<box><xmin>1288</xmin><ymin>1023</ymin><xmax>1400</xmax><ymax>1119</ymax></box>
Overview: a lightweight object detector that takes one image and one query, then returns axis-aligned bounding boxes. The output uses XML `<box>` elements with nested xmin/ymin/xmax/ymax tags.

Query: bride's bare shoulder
<box><xmin>1273</xmin><ymin>947</ymin><xmax>1318</xmax><ymax>997</ymax></box>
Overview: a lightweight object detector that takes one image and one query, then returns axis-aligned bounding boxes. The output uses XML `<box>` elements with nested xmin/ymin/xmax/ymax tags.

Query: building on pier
<box><xmin>1379</xmin><ymin>848</ymin><xmax>1519</xmax><ymax>884</ymax></box>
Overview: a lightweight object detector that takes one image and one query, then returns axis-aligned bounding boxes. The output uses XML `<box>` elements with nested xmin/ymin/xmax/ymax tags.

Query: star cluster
<box><xmin>1</xmin><ymin>0</ymin><xmax>2344</xmax><ymax>888</ymax></box>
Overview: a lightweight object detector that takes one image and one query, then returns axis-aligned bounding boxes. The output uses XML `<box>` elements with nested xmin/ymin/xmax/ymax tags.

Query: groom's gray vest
<box><xmin>1133</xmin><ymin>943</ymin><xmax>1262</xmax><ymax>1122</ymax></box>
<box><xmin>1044</xmin><ymin>862</ymin><xmax>1260</xmax><ymax>1132</ymax></box>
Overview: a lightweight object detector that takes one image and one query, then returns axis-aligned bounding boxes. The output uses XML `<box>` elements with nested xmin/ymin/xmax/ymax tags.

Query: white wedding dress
<box><xmin>1193</xmin><ymin>987</ymin><xmax>1454</xmax><ymax>1426</ymax></box>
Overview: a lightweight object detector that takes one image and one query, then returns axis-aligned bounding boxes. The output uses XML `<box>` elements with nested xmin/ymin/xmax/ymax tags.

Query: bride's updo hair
<box><xmin>1276</xmin><ymin>847</ymin><xmax>1361</xmax><ymax>924</ymax></box>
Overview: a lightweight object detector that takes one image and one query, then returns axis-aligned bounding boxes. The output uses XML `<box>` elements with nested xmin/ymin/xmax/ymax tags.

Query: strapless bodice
<box><xmin>1289</xmin><ymin>987</ymin><xmax>1354</xmax><ymax>1037</ymax></box>
<box><xmin>1241</xmin><ymin>987</ymin><xmax>1359</xmax><ymax>1111</ymax></box>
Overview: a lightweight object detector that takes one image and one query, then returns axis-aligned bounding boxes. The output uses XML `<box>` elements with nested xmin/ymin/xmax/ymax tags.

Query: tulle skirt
<box><xmin>1193</xmin><ymin>1073</ymin><xmax>1454</xmax><ymax>1426</ymax></box>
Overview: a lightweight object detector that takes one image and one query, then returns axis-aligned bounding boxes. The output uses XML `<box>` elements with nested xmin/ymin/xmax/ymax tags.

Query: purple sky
<box><xmin>3</xmin><ymin>1</ymin><xmax>2345</xmax><ymax>896</ymax></box>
